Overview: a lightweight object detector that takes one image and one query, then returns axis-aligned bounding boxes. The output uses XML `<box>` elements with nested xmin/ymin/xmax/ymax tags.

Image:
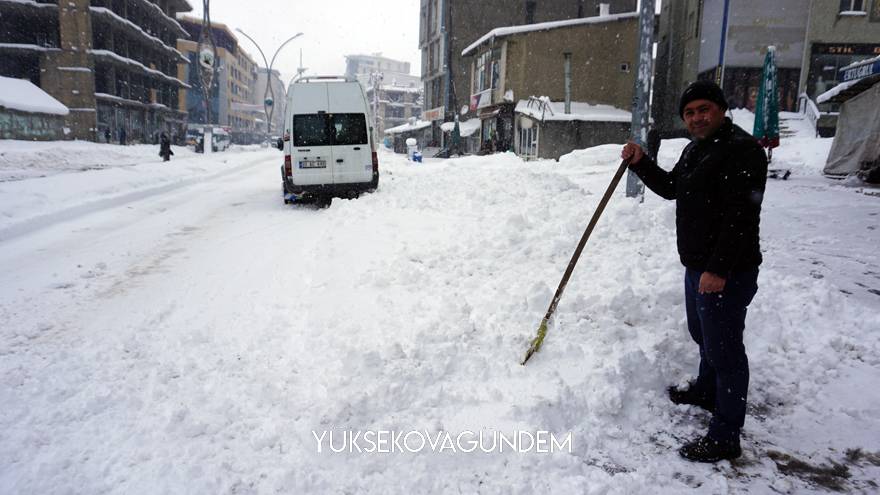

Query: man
<box><xmin>621</xmin><ymin>81</ymin><xmax>768</xmax><ymax>463</ymax></box>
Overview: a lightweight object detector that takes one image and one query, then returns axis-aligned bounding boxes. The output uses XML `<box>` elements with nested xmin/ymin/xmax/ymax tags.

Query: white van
<box><xmin>280</xmin><ymin>76</ymin><xmax>379</xmax><ymax>204</ymax></box>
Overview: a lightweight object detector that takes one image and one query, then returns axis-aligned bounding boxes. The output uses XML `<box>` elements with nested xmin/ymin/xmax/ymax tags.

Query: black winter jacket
<box><xmin>629</xmin><ymin>118</ymin><xmax>768</xmax><ymax>276</ymax></box>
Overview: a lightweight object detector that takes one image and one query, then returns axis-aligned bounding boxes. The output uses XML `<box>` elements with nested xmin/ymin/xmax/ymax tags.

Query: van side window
<box><xmin>294</xmin><ymin>115</ymin><xmax>331</xmax><ymax>147</ymax></box>
<box><xmin>331</xmin><ymin>114</ymin><xmax>368</xmax><ymax>146</ymax></box>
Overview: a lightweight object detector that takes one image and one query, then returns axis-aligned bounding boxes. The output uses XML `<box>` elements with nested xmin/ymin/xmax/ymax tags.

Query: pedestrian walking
<box><xmin>159</xmin><ymin>132</ymin><xmax>173</xmax><ymax>162</ymax></box>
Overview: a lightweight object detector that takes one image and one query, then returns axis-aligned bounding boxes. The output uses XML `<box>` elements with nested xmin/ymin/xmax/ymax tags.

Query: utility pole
<box><xmin>197</xmin><ymin>0</ymin><xmax>216</xmax><ymax>155</ymax></box>
<box><xmin>717</xmin><ymin>0</ymin><xmax>732</xmax><ymax>88</ymax></box>
<box><xmin>370</xmin><ymin>71</ymin><xmax>383</xmax><ymax>135</ymax></box>
<box><xmin>625</xmin><ymin>0</ymin><xmax>655</xmax><ymax>199</ymax></box>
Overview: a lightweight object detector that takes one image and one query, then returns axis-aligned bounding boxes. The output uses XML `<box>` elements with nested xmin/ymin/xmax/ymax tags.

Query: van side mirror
<box><xmin>276</xmin><ymin>138</ymin><xmax>284</xmax><ymax>150</ymax></box>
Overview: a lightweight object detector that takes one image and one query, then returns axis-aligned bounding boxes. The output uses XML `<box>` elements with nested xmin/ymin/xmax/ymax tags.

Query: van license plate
<box><xmin>300</xmin><ymin>160</ymin><xmax>326</xmax><ymax>169</ymax></box>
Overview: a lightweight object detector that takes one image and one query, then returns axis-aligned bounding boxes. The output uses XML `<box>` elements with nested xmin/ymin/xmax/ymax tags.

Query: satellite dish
<box><xmin>520</xmin><ymin>117</ymin><xmax>533</xmax><ymax>129</ymax></box>
<box><xmin>460</xmin><ymin>105</ymin><xmax>468</xmax><ymax>116</ymax></box>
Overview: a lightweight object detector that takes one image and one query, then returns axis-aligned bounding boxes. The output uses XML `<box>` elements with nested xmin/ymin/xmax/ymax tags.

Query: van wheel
<box><xmin>316</xmin><ymin>196</ymin><xmax>332</xmax><ymax>208</ymax></box>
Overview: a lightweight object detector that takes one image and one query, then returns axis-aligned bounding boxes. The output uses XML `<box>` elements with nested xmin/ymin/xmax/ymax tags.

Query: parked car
<box><xmin>280</xmin><ymin>76</ymin><xmax>379</xmax><ymax>204</ymax></box>
<box><xmin>185</xmin><ymin>126</ymin><xmax>231</xmax><ymax>153</ymax></box>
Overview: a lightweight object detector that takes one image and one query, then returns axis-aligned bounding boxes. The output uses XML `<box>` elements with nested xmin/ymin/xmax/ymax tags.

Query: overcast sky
<box><xmin>186</xmin><ymin>0</ymin><xmax>422</xmax><ymax>84</ymax></box>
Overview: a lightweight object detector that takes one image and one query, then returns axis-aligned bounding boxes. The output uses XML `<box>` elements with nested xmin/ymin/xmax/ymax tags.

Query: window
<box><xmin>839</xmin><ymin>0</ymin><xmax>865</xmax><ymax>13</ymax></box>
<box><xmin>525</xmin><ymin>1</ymin><xmax>536</xmax><ymax>24</ymax></box>
<box><xmin>294</xmin><ymin>114</ymin><xmax>331</xmax><ymax>146</ymax></box>
<box><xmin>331</xmin><ymin>114</ymin><xmax>368</xmax><ymax>145</ymax></box>
<box><xmin>293</xmin><ymin>114</ymin><xmax>367</xmax><ymax>146</ymax></box>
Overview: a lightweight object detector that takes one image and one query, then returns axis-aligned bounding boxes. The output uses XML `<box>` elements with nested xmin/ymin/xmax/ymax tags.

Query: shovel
<box><xmin>521</xmin><ymin>159</ymin><xmax>631</xmax><ymax>365</ymax></box>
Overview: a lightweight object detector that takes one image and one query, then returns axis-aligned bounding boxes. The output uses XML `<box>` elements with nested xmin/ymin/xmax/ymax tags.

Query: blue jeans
<box><xmin>684</xmin><ymin>267</ymin><xmax>759</xmax><ymax>443</ymax></box>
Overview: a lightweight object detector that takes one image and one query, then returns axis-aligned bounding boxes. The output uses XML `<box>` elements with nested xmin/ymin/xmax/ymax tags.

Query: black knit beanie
<box><xmin>679</xmin><ymin>80</ymin><xmax>728</xmax><ymax>118</ymax></box>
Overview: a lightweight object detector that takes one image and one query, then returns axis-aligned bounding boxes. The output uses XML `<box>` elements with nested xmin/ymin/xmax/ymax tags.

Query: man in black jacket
<box><xmin>621</xmin><ymin>81</ymin><xmax>768</xmax><ymax>463</ymax></box>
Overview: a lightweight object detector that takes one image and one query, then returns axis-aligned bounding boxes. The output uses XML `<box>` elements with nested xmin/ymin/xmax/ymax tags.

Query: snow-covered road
<box><xmin>1</xmin><ymin>142</ymin><xmax>878</xmax><ymax>493</ymax></box>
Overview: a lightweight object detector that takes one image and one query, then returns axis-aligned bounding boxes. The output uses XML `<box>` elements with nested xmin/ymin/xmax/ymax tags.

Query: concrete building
<box><xmin>462</xmin><ymin>11</ymin><xmax>639</xmax><ymax>158</ymax></box>
<box><xmin>345</xmin><ymin>53</ymin><xmax>411</xmax><ymax>86</ymax></box>
<box><xmin>418</xmin><ymin>0</ymin><xmax>637</xmax><ymax>145</ymax></box>
<box><xmin>344</xmin><ymin>54</ymin><xmax>423</xmax><ymax>136</ymax></box>
<box><xmin>0</xmin><ymin>0</ymin><xmax>193</xmax><ymax>142</ymax></box>
<box><xmin>653</xmin><ymin>0</ymin><xmax>880</xmax><ymax>135</ymax></box>
<box><xmin>178</xmin><ymin>17</ymin><xmax>263</xmax><ymax>144</ymax></box>
<box><xmin>365</xmin><ymin>73</ymin><xmax>423</xmax><ymax>136</ymax></box>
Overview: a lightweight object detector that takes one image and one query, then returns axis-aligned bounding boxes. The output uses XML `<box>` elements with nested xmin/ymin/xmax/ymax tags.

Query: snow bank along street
<box><xmin>1</xmin><ymin>132</ymin><xmax>879</xmax><ymax>493</ymax></box>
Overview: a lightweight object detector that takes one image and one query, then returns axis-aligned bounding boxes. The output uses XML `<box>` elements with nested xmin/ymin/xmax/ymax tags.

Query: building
<box><xmin>365</xmin><ymin>73</ymin><xmax>423</xmax><ymax>136</ymax></box>
<box><xmin>418</xmin><ymin>0</ymin><xmax>637</xmax><ymax>144</ymax></box>
<box><xmin>0</xmin><ymin>75</ymin><xmax>69</xmax><ymax>140</ymax></box>
<box><xmin>462</xmin><ymin>11</ymin><xmax>639</xmax><ymax>159</ymax></box>
<box><xmin>178</xmin><ymin>16</ymin><xmax>263</xmax><ymax>144</ymax></box>
<box><xmin>345</xmin><ymin>53</ymin><xmax>411</xmax><ymax>86</ymax></box>
<box><xmin>653</xmin><ymin>0</ymin><xmax>880</xmax><ymax>135</ymax></box>
<box><xmin>798</xmin><ymin>0</ymin><xmax>880</xmax><ymax>135</ymax></box>
<box><xmin>344</xmin><ymin>54</ymin><xmax>423</xmax><ymax>136</ymax></box>
<box><xmin>0</xmin><ymin>0</ymin><xmax>193</xmax><ymax>142</ymax></box>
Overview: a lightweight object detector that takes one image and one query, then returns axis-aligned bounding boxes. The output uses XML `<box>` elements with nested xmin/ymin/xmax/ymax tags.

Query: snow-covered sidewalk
<box><xmin>0</xmin><ymin>131</ymin><xmax>878</xmax><ymax>493</ymax></box>
<box><xmin>0</xmin><ymin>142</ymin><xmax>273</xmax><ymax>241</ymax></box>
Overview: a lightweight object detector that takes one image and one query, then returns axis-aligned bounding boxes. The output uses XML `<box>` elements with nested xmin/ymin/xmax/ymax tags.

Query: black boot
<box><xmin>679</xmin><ymin>435</ymin><xmax>742</xmax><ymax>463</ymax></box>
<box><xmin>668</xmin><ymin>384</ymin><xmax>715</xmax><ymax>413</ymax></box>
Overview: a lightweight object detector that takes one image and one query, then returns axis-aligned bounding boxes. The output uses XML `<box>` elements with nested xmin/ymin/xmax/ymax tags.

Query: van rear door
<box><xmin>291</xmin><ymin>83</ymin><xmax>333</xmax><ymax>186</ymax></box>
<box><xmin>329</xmin><ymin>113</ymin><xmax>371</xmax><ymax>184</ymax></box>
<box><xmin>328</xmin><ymin>82</ymin><xmax>373</xmax><ymax>185</ymax></box>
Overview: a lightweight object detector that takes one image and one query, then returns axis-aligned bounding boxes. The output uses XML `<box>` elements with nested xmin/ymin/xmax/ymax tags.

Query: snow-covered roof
<box><xmin>0</xmin><ymin>76</ymin><xmax>69</xmax><ymax>115</ymax></box>
<box><xmin>0</xmin><ymin>42</ymin><xmax>60</xmax><ymax>53</ymax></box>
<box><xmin>440</xmin><ymin>118</ymin><xmax>481</xmax><ymax>137</ymax></box>
<box><xmin>462</xmin><ymin>12</ymin><xmax>639</xmax><ymax>56</ymax></box>
<box><xmin>89</xmin><ymin>49</ymin><xmax>191</xmax><ymax>88</ymax></box>
<box><xmin>90</xmin><ymin>7</ymin><xmax>189</xmax><ymax>63</ymax></box>
<box><xmin>384</xmin><ymin>120</ymin><xmax>432</xmax><ymax>135</ymax></box>
<box><xmin>515</xmin><ymin>98</ymin><xmax>631</xmax><ymax>123</ymax></box>
<box><xmin>0</xmin><ymin>0</ymin><xmax>57</xmax><ymax>8</ymax></box>
<box><xmin>816</xmin><ymin>79</ymin><xmax>859</xmax><ymax>104</ymax></box>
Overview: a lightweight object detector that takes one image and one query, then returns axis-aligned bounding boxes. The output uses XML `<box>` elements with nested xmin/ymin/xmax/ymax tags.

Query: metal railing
<box><xmin>797</xmin><ymin>93</ymin><xmax>821</xmax><ymax>138</ymax></box>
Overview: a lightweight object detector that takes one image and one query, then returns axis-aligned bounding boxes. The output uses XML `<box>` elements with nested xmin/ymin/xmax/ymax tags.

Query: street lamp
<box><xmin>235</xmin><ymin>29</ymin><xmax>304</xmax><ymax>135</ymax></box>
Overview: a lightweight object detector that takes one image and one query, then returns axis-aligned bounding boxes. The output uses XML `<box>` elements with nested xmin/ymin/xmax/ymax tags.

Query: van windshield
<box><xmin>293</xmin><ymin>113</ymin><xmax>368</xmax><ymax>147</ymax></box>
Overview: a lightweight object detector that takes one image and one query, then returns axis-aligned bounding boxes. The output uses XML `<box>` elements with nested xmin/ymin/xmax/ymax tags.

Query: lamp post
<box><xmin>235</xmin><ymin>29</ymin><xmax>303</xmax><ymax>135</ymax></box>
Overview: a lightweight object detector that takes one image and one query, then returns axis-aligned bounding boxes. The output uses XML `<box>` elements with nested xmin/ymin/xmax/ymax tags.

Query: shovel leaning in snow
<box><xmin>521</xmin><ymin>159</ymin><xmax>631</xmax><ymax>365</ymax></box>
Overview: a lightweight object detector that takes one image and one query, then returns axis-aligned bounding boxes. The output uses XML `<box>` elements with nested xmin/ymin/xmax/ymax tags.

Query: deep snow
<box><xmin>0</xmin><ymin>117</ymin><xmax>878</xmax><ymax>493</ymax></box>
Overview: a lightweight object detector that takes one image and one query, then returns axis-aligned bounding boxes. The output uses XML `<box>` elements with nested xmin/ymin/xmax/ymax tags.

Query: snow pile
<box><xmin>0</xmin><ymin>140</ymin><xmax>202</xmax><ymax>182</ymax></box>
<box><xmin>0</xmin><ymin>76</ymin><xmax>69</xmax><ymax>116</ymax></box>
<box><xmin>516</xmin><ymin>98</ymin><xmax>631</xmax><ymax>122</ymax></box>
<box><xmin>0</xmin><ymin>134</ymin><xmax>878</xmax><ymax>493</ymax></box>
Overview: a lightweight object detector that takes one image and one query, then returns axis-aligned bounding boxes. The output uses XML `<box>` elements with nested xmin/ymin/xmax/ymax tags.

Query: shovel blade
<box><xmin>521</xmin><ymin>320</ymin><xmax>548</xmax><ymax>365</ymax></box>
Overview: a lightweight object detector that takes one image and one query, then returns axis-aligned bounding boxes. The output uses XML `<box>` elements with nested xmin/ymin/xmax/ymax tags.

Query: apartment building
<box><xmin>178</xmin><ymin>16</ymin><xmax>263</xmax><ymax>144</ymax></box>
<box><xmin>0</xmin><ymin>0</ymin><xmax>193</xmax><ymax>141</ymax></box>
